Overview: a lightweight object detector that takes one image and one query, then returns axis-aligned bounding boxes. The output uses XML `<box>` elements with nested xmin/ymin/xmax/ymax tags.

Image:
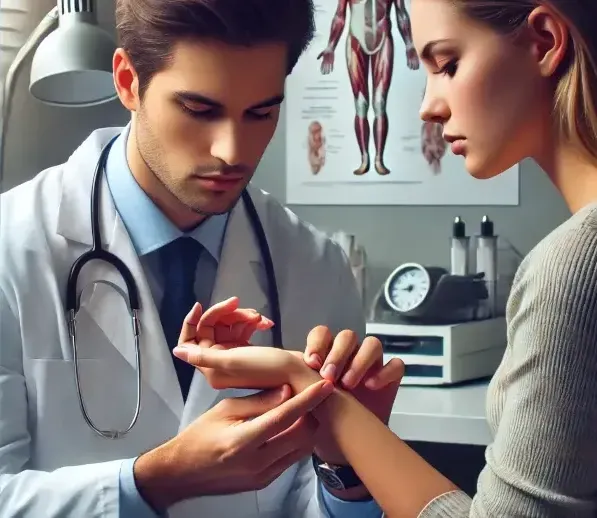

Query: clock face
<box><xmin>386</xmin><ymin>264</ymin><xmax>431</xmax><ymax>313</ymax></box>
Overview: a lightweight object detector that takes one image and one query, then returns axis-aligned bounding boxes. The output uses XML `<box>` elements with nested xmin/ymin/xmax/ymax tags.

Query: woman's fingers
<box><xmin>364</xmin><ymin>358</ymin><xmax>405</xmax><ymax>390</ymax></box>
<box><xmin>178</xmin><ymin>302</ymin><xmax>203</xmax><ymax>345</ymax></box>
<box><xmin>199</xmin><ymin>297</ymin><xmax>241</xmax><ymax>326</ymax></box>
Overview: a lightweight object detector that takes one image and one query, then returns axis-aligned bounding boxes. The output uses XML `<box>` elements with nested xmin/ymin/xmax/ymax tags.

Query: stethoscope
<box><xmin>65</xmin><ymin>135</ymin><xmax>282</xmax><ymax>440</ymax></box>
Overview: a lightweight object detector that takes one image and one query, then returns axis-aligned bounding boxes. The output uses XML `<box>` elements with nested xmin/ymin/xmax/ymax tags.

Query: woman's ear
<box><xmin>526</xmin><ymin>5</ymin><xmax>569</xmax><ymax>78</ymax></box>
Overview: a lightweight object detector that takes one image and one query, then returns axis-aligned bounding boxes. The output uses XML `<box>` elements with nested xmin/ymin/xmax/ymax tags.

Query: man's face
<box><xmin>133</xmin><ymin>40</ymin><xmax>286</xmax><ymax>217</ymax></box>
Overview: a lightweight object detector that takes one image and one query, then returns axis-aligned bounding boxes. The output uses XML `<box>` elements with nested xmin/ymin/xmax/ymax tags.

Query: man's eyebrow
<box><xmin>174</xmin><ymin>91</ymin><xmax>222</xmax><ymax>107</ymax></box>
<box><xmin>420</xmin><ymin>39</ymin><xmax>456</xmax><ymax>60</ymax></box>
<box><xmin>249</xmin><ymin>95</ymin><xmax>285</xmax><ymax>110</ymax></box>
<box><xmin>173</xmin><ymin>91</ymin><xmax>285</xmax><ymax>110</ymax></box>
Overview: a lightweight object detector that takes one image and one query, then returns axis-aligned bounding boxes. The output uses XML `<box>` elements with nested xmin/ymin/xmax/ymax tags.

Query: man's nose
<box><xmin>210</xmin><ymin>121</ymin><xmax>246</xmax><ymax>166</ymax></box>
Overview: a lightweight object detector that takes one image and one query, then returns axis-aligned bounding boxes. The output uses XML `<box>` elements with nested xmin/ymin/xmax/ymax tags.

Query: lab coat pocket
<box><xmin>24</xmin><ymin>357</ymin><xmax>143</xmax><ymax>469</ymax></box>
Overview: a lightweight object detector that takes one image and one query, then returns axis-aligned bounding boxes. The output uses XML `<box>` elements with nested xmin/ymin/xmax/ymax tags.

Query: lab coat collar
<box><xmin>56</xmin><ymin>128</ymin><xmax>270</xmax><ymax>421</ymax></box>
<box><xmin>57</xmin><ymin>127</ymin><xmax>122</xmax><ymax>246</ymax></box>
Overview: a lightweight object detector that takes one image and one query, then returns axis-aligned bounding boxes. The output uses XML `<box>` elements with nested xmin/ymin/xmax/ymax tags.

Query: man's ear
<box><xmin>526</xmin><ymin>5</ymin><xmax>569</xmax><ymax>78</ymax></box>
<box><xmin>113</xmin><ymin>48</ymin><xmax>140</xmax><ymax>112</ymax></box>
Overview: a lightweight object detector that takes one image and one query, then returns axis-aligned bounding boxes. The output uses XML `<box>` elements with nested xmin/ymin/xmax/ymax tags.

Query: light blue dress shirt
<box><xmin>105</xmin><ymin>126</ymin><xmax>381</xmax><ymax>518</ymax></box>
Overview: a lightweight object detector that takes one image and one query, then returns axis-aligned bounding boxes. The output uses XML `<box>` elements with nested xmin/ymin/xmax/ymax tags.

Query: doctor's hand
<box><xmin>302</xmin><ymin>326</ymin><xmax>404</xmax><ymax>466</ymax></box>
<box><xmin>133</xmin><ymin>379</ymin><xmax>333</xmax><ymax>512</ymax></box>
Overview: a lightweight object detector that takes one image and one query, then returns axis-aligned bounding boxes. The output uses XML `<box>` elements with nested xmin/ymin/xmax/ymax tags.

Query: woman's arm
<box><xmin>312</xmin><ymin>388</ymin><xmax>460</xmax><ymax>517</ymax></box>
<box><xmin>176</xmin><ymin>344</ymin><xmax>463</xmax><ymax>516</ymax></box>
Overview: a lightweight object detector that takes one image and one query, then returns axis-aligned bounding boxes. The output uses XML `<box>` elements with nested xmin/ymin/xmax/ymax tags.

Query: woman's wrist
<box><xmin>287</xmin><ymin>353</ymin><xmax>324</xmax><ymax>393</ymax></box>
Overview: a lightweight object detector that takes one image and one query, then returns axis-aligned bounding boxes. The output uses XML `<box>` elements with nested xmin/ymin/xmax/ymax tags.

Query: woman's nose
<box><xmin>420</xmin><ymin>89</ymin><xmax>450</xmax><ymax>124</ymax></box>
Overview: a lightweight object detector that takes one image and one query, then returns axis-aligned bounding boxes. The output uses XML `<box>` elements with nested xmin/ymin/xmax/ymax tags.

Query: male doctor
<box><xmin>0</xmin><ymin>0</ymin><xmax>400</xmax><ymax>517</ymax></box>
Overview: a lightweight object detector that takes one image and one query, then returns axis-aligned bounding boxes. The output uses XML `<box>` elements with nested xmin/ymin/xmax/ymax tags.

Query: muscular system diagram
<box><xmin>318</xmin><ymin>0</ymin><xmax>419</xmax><ymax>176</ymax></box>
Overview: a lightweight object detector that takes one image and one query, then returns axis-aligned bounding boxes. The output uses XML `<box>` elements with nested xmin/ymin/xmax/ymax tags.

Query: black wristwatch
<box><xmin>311</xmin><ymin>453</ymin><xmax>364</xmax><ymax>491</ymax></box>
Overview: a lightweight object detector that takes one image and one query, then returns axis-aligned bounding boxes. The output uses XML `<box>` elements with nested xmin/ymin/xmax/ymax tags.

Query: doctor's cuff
<box><xmin>119</xmin><ymin>457</ymin><xmax>163</xmax><ymax>518</ymax></box>
<box><xmin>320</xmin><ymin>480</ymin><xmax>383</xmax><ymax>518</ymax></box>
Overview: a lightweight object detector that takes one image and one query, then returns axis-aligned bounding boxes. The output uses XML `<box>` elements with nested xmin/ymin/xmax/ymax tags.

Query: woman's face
<box><xmin>412</xmin><ymin>0</ymin><xmax>551</xmax><ymax>178</ymax></box>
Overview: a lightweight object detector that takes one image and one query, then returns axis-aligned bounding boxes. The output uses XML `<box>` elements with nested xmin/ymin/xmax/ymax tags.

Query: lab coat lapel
<box><xmin>179</xmin><ymin>194</ymin><xmax>271</xmax><ymax>430</ymax></box>
<box><xmin>56</xmin><ymin>129</ymin><xmax>185</xmax><ymax>420</ymax></box>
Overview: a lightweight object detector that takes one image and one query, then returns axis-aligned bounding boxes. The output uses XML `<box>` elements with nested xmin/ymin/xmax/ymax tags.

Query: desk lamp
<box><xmin>1</xmin><ymin>0</ymin><xmax>117</xmax><ymax>188</ymax></box>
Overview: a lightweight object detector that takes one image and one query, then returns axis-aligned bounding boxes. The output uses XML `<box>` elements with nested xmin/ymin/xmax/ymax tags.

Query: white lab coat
<box><xmin>0</xmin><ymin>127</ymin><xmax>365</xmax><ymax>517</ymax></box>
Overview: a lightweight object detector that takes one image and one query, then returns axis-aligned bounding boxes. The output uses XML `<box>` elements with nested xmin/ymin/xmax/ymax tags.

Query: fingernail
<box><xmin>320</xmin><ymin>363</ymin><xmax>337</xmax><ymax>381</ymax></box>
<box><xmin>365</xmin><ymin>377</ymin><xmax>377</xmax><ymax>389</ymax></box>
<box><xmin>278</xmin><ymin>384</ymin><xmax>291</xmax><ymax>401</ymax></box>
<box><xmin>309</xmin><ymin>353</ymin><xmax>322</xmax><ymax>369</ymax></box>
<box><xmin>320</xmin><ymin>381</ymin><xmax>334</xmax><ymax>396</ymax></box>
<box><xmin>341</xmin><ymin>370</ymin><xmax>355</xmax><ymax>388</ymax></box>
<box><xmin>172</xmin><ymin>346</ymin><xmax>188</xmax><ymax>361</ymax></box>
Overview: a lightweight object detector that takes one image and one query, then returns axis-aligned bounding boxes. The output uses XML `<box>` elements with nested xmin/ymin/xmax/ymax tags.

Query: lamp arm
<box><xmin>1</xmin><ymin>7</ymin><xmax>59</xmax><ymax>188</ymax></box>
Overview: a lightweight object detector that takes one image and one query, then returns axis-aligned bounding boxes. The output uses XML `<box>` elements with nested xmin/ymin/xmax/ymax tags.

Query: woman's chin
<box><xmin>465</xmin><ymin>155</ymin><xmax>513</xmax><ymax>180</ymax></box>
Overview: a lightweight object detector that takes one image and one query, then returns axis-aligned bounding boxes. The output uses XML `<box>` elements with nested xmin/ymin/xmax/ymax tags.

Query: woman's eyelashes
<box><xmin>433</xmin><ymin>58</ymin><xmax>458</xmax><ymax>77</ymax></box>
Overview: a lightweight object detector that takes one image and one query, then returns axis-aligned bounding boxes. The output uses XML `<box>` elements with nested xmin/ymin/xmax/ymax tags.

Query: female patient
<box><xmin>175</xmin><ymin>0</ymin><xmax>597</xmax><ymax>516</ymax></box>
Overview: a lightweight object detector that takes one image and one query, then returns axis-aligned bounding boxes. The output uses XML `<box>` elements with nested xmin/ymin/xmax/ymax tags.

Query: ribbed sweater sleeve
<box><xmin>417</xmin><ymin>213</ymin><xmax>597</xmax><ymax>517</ymax></box>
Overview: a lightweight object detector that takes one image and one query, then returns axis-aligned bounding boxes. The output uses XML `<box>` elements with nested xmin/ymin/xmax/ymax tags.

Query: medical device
<box><xmin>380</xmin><ymin>262</ymin><xmax>487</xmax><ymax>324</ymax></box>
<box><xmin>66</xmin><ymin>136</ymin><xmax>282</xmax><ymax>439</ymax></box>
<box><xmin>366</xmin><ymin>258</ymin><xmax>508</xmax><ymax>385</ymax></box>
<box><xmin>367</xmin><ymin>318</ymin><xmax>507</xmax><ymax>385</ymax></box>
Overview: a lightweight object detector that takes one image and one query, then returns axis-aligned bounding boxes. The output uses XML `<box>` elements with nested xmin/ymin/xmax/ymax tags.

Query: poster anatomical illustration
<box><xmin>285</xmin><ymin>0</ymin><xmax>520</xmax><ymax>205</ymax></box>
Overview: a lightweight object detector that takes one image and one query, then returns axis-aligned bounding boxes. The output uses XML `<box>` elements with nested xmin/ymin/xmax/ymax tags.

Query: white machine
<box><xmin>367</xmin><ymin>261</ymin><xmax>508</xmax><ymax>385</ymax></box>
<box><xmin>367</xmin><ymin>318</ymin><xmax>506</xmax><ymax>385</ymax></box>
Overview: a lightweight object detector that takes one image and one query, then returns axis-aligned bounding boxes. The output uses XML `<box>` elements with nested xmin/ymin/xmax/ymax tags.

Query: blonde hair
<box><xmin>453</xmin><ymin>0</ymin><xmax>597</xmax><ymax>159</ymax></box>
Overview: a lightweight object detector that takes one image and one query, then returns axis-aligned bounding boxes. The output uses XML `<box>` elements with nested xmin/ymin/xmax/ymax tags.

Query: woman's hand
<box><xmin>175</xmin><ymin>297</ymin><xmax>275</xmax><ymax>388</ymax></box>
<box><xmin>178</xmin><ymin>296</ymin><xmax>273</xmax><ymax>349</ymax></box>
<box><xmin>173</xmin><ymin>344</ymin><xmax>323</xmax><ymax>393</ymax></box>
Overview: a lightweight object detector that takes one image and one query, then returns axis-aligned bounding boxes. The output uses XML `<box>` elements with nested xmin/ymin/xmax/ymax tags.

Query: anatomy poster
<box><xmin>285</xmin><ymin>0</ymin><xmax>520</xmax><ymax>205</ymax></box>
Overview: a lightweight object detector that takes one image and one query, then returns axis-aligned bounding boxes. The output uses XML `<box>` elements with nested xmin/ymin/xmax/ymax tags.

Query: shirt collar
<box><xmin>105</xmin><ymin>124</ymin><xmax>228</xmax><ymax>259</ymax></box>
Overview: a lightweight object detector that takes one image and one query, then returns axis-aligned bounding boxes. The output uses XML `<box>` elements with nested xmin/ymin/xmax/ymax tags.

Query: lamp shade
<box><xmin>29</xmin><ymin>14</ymin><xmax>117</xmax><ymax>107</ymax></box>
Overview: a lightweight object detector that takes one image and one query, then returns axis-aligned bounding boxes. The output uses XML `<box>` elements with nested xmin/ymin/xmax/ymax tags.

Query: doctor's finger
<box><xmin>365</xmin><ymin>358</ymin><xmax>405</xmax><ymax>390</ymax></box>
<box><xmin>257</xmin><ymin>442</ymin><xmax>317</xmax><ymax>491</ymax></box>
<box><xmin>257</xmin><ymin>415</ymin><xmax>317</xmax><ymax>471</ymax></box>
<box><xmin>319</xmin><ymin>329</ymin><xmax>359</xmax><ymax>383</ymax></box>
<box><xmin>340</xmin><ymin>335</ymin><xmax>383</xmax><ymax>389</ymax></box>
<box><xmin>242</xmin><ymin>380</ymin><xmax>333</xmax><ymax>447</ymax></box>
<box><xmin>303</xmin><ymin>325</ymin><xmax>334</xmax><ymax>370</ymax></box>
<box><xmin>178</xmin><ymin>302</ymin><xmax>203</xmax><ymax>344</ymax></box>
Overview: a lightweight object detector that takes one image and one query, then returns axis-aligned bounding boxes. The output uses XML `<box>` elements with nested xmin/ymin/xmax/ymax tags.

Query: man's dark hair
<box><xmin>116</xmin><ymin>0</ymin><xmax>315</xmax><ymax>96</ymax></box>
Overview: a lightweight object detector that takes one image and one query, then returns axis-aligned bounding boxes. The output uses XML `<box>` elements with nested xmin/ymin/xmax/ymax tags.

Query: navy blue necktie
<box><xmin>159</xmin><ymin>237</ymin><xmax>204</xmax><ymax>400</ymax></box>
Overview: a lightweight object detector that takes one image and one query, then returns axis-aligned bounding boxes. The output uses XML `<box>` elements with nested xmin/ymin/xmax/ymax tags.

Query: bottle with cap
<box><xmin>476</xmin><ymin>215</ymin><xmax>498</xmax><ymax>318</ymax></box>
<box><xmin>450</xmin><ymin>216</ymin><xmax>470</xmax><ymax>276</ymax></box>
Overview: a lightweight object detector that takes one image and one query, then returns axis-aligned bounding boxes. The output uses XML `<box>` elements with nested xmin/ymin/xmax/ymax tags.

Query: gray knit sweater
<box><xmin>419</xmin><ymin>203</ymin><xmax>597</xmax><ymax>517</ymax></box>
